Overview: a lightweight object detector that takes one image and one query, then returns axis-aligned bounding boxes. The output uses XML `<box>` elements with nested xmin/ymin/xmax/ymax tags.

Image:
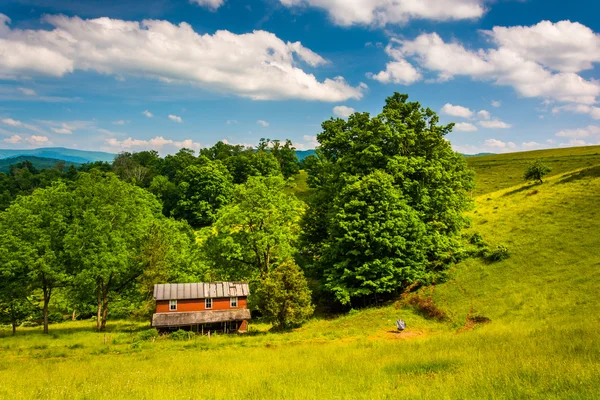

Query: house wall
<box><xmin>156</xmin><ymin>297</ymin><xmax>248</xmax><ymax>313</ymax></box>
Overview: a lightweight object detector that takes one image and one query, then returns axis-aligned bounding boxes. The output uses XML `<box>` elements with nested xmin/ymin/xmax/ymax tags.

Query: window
<box><xmin>205</xmin><ymin>298</ymin><xmax>212</xmax><ymax>309</ymax></box>
<box><xmin>230</xmin><ymin>297</ymin><xmax>238</xmax><ymax>308</ymax></box>
<box><xmin>169</xmin><ymin>300</ymin><xmax>177</xmax><ymax>311</ymax></box>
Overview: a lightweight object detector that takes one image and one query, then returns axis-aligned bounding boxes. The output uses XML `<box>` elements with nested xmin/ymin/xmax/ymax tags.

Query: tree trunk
<box><xmin>101</xmin><ymin>287</ymin><xmax>109</xmax><ymax>331</ymax></box>
<box><xmin>12</xmin><ymin>322</ymin><xmax>16</xmax><ymax>336</ymax></box>
<box><xmin>42</xmin><ymin>286</ymin><xmax>51</xmax><ymax>334</ymax></box>
<box><xmin>72</xmin><ymin>309</ymin><xmax>76</xmax><ymax>321</ymax></box>
<box><xmin>96</xmin><ymin>279</ymin><xmax>103</xmax><ymax>332</ymax></box>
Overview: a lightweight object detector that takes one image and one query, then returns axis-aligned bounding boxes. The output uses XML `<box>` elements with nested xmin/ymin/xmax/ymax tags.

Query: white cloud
<box><xmin>479</xmin><ymin>119</ymin><xmax>512</xmax><ymax>129</ymax></box>
<box><xmin>104</xmin><ymin>135</ymin><xmax>201</xmax><ymax>153</ymax></box>
<box><xmin>142</xmin><ymin>110</ymin><xmax>154</xmax><ymax>118</ymax></box>
<box><xmin>552</xmin><ymin>104</ymin><xmax>600</xmax><ymax>120</ymax></box>
<box><xmin>168</xmin><ymin>114</ymin><xmax>183</xmax><ymax>123</ymax></box>
<box><xmin>51</xmin><ymin>127</ymin><xmax>72</xmax><ymax>134</ymax></box>
<box><xmin>484</xmin><ymin>20</ymin><xmax>600</xmax><ymax>73</ymax></box>
<box><xmin>556</xmin><ymin>125</ymin><xmax>600</xmax><ymax>138</ymax></box>
<box><xmin>485</xmin><ymin>139</ymin><xmax>516</xmax><ymax>149</ymax></box>
<box><xmin>26</xmin><ymin>135</ymin><xmax>51</xmax><ymax>146</ymax></box>
<box><xmin>294</xmin><ymin>135</ymin><xmax>319</xmax><ymax>149</ymax></box>
<box><xmin>226</xmin><ymin>120</ymin><xmax>239</xmax><ymax>125</ymax></box>
<box><xmin>278</xmin><ymin>0</ymin><xmax>486</xmax><ymax>26</ymax></box>
<box><xmin>522</xmin><ymin>141</ymin><xmax>542</xmax><ymax>148</ymax></box>
<box><xmin>477</xmin><ymin>110</ymin><xmax>491</xmax><ymax>120</ymax></box>
<box><xmin>3</xmin><ymin>134</ymin><xmax>22</xmax><ymax>144</ymax></box>
<box><xmin>190</xmin><ymin>0</ymin><xmax>225</xmax><ymax>10</ymax></box>
<box><xmin>441</xmin><ymin>103</ymin><xmax>473</xmax><ymax>119</ymax></box>
<box><xmin>1</xmin><ymin>118</ymin><xmax>47</xmax><ymax>134</ymax></box>
<box><xmin>257</xmin><ymin>120</ymin><xmax>270</xmax><ymax>127</ymax></box>
<box><xmin>391</xmin><ymin>26</ymin><xmax>600</xmax><ymax>105</ymax></box>
<box><xmin>491</xmin><ymin>100</ymin><xmax>501</xmax><ymax>107</ymax></box>
<box><xmin>454</xmin><ymin>122</ymin><xmax>478</xmax><ymax>132</ymax></box>
<box><xmin>18</xmin><ymin>87</ymin><xmax>36</xmax><ymax>96</ymax></box>
<box><xmin>333</xmin><ymin>105</ymin><xmax>355</xmax><ymax>118</ymax></box>
<box><xmin>113</xmin><ymin>120</ymin><xmax>128</xmax><ymax>125</ymax></box>
<box><xmin>368</xmin><ymin>60</ymin><xmax>421</xmax><ymax>85</ymax></box>
<box><xmin>0</xmin><ymin>14</ymin><xmax>364</xmax><ymax>102</ymax></box>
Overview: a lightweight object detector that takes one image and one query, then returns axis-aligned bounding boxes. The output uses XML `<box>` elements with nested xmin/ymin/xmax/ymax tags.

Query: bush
<box><xmin>524</xmin><ymin>159</ymin><xmax>551</xmax><ymax>183</ymax></box>
<box><xmin>170</xmin><ymin>329</ymin><xmax>193</xmax><ymax>341</ymax></box>
<box><xmin>486</xmin><ymin>245</ymin><xmax>510</xmax><ymax>262</ymax></box>
<box><xmin>136</xmin><ymin>328</ymin><xmax>158</xmax><ymax>342</ymax></box>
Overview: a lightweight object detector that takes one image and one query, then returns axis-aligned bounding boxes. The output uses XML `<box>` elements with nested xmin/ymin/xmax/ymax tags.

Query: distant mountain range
<box><xmin>0</xmin><ymin>156</ymin><xmax>82</xmax><ymax>173</ymax></box>
<box><xmin>0</xmin><ymin>147</ymin><xmax>116</xmax><ymax>164</ymax></box>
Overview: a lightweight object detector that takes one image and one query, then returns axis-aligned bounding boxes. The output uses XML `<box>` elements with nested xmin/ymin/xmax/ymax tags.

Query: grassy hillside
<box><xmin>0</xmin><ymin>156</ymin><xmax>81</xmax><ymax>173</ymax></box>
<box><xmin>1</xmin><ymin>153</ymin><xmax>599</xmax><ymax>398</ymax></box>
<box><xmin>467</xmin><ymin>144</ymin><xmax>600</xmax><ymax>195</ymax></box>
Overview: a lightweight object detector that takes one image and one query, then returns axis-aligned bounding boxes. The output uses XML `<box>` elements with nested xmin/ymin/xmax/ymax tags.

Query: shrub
<box><xmin>404</xmin><ymin>294</ymin><xmax>447</xmax><ymax>321</ymax></box>
<box><xmin>486</xmin><ymin>245</ymin><xmax>510</xmax><ymax>262</ymax></box>
<box><xmin>170</xmin><ymin>329</ymin><xmax>193</xmax><ymax>341</ymax></box>
<box><xmin>136</xmin><ymin>328</ymin><xmax>158</xmax><ymax>342</ymax></box>
<box><xmin>469</xmin><ymin>232</ymin><xmax>486</xmax><ymax>247</ymax></box>
<box><xmin>524</xmin><ymin>159</ymin><xmax>551</xmax><ymax>183</ymax></box>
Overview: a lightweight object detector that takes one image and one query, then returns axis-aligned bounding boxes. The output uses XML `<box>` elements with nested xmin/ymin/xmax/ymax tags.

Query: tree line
<box><xmin>0</xmin><ymin>94</ymin><xmax>474</xmax><ymax>334</ymax></box>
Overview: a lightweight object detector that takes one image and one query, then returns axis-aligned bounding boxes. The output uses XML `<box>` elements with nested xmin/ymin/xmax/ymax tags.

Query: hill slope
<box><xmin>0</xmin><ymin>156</ymin><xmax>81</xmax><ymax>173</ymax></box>
<box><xmin>1</xmin><ymin>154</ymin><xmax>599</xmax><ymax>398</ymax></box>
<box><xmin>0</xmin><ymin>147</ymin><xmax>115</xmax><ymax>164</ymax></box>
<box><xmin>467</xmin><ymin>144</ymin><xmax>600</xmax><ymax>195</ymax></box>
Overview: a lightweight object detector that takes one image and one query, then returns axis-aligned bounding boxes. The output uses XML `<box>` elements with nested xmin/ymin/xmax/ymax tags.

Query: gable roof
<box><xmin>153</xmin><ymin>282</ymin><xmax>249</xmax><ymax>300</ymax></box>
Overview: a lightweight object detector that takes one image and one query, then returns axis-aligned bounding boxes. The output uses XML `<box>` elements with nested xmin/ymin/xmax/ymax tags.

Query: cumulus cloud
<box><xmin>105</xmin><ymin>135</ymin><xmax>201</xmax><ymax>153</ymax></box>
<box><xmin>479</xmin><ymin>119</ymin><xmax>511</xmax><ymax>129</ymax></box>
<box><xmin>1</xmin><ymin>118</ymin><xmax>47</xmax><ymax>134</ymax></box>
<box><xmin>454</xmin><ymin>122</ymin><xmax>478</xmax><ymax>132</ymax></box>
<box><xmin>26</xmin><ymin>135</ymin><xmax>51</xmax><ymax>146</ymax></box>
<box><xmin>18</xmin><ymin>87</ymin><xmax>36</xmax><ymax>96</ymax></box>
<box><xmin>142</xmin><ymin>110</ymin><xmax>154</xmax><ymax>118</ymax></box>
<box><xmin>169</xmin><ymin>114</ymin><xmax>183</xmax><ymax>123</ymax></box>
<box><xmin>0</xmin><ymin>14</ymin><xmax>364</xmax><ymax>102</ymax></box>
<box><xmin>278</xmin><ymin>0</ymin><xmax>486</xmax><ymax>26</ymax></box>
<box><xmin>552</xmin><ymin>104</ymin><xmax>600</xmax><ymax>120</ymax></box>
<box><xmin>257</xmin><ymin>120</ymin><xmax>270</xmax><ymax>127</ymax></box>
<box><xmin>383</xmin><ymin>22</ymin><xmax>600</xmax><ymax>106</ymax></box>
<box><xmin>294</xmin><ymin>135</ymin><xmax>319</xmax><ymax>150</ymax></box>
<box><xmin>3</xmin><ymin>134</ymin><xmax>22</xmax><ymax>144</ymax></box>
<box><xmin>333</xmin><ymin>105</ymin><xmax>355</xmax><ymax>118</ymax></box>
<box><xmin>452</xmin><ymin>138</ymin><xmax>518</xmax><ymax>154</ymax></box>
<box><xmin>368</xmin><ymin>40</ymin><xmax>421</xmax><ymax>84</ymax></box>
<box><xmin>190</xmin><ymin>0</ymin><xmax>225</xmax><ymax>11</ymax></box>
<box><xmin>441</xmin><ymin>103</ymin><xmax>473</xmax><ymax>119</ymax></box>
<box><xmin>477</xmin><ymin>110</ymin><xmax>491</xmax><ymax>120</ymax></box>
<box><xmin>491</xmin><ymin>100</ymin><xmax>501</xmax><ymax>107</ymax></box>
<box><xmin>51</xmin><ymin>127</ymin><xmax>72</xmax><ymax>134</ymax></box>
<box><xmin>556</xmin><ymin>125</ymin><xmax>600</xmax><ymax>138</ymax></box>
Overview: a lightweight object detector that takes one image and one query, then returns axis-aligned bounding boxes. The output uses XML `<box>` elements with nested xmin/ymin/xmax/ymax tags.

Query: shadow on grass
<box><xmin>0</xmin><ymin>320</ymin><xmax>150</xmax><ymax>338</ymax></box>
<box><xmin>555</xmin><ymin>165</ymin><xmax>600</xmax><ymax>185</ymax></box>
<box><xmin>502</xmin><ymin>183</ymin><xmax>539</xmax><ymax>197</ymax></box>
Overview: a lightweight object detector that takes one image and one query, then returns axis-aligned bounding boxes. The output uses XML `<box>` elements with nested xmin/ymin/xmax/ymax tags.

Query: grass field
<box><xmin>467</xmin><ymin>144</ymin><xmax>600</xmax><ymax>195</ymax></box>
<box><xmin>1</xmin><ymin>146</ymin><xmax>600</xmax><ymax>399</ymax></box>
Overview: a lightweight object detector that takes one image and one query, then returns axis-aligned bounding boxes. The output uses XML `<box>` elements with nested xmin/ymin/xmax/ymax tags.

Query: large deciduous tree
<box><xmin>66</xmin><ymin>172</ymin><xmax>164</xmax><ymax>331</ymax></box>
<box><xmin>303</xmin><ymin>93</ymin><xmax>474</xmax><ymax>305</ymax></box>
<box><xmin>203</xmin><ymin>175</ymin><xmax>305</xmax><ymax>280</ymax></box>
<box><xmin>0</xmin><ymin>182</ymin><xmax>72</xmax><ymax>333</ymax></box>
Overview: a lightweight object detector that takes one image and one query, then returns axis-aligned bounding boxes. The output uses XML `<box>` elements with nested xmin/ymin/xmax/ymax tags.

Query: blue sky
<box><xmin>0</xmin><ymin>0</ymin><xmax>599</xmax><ymax>154</ymax></box>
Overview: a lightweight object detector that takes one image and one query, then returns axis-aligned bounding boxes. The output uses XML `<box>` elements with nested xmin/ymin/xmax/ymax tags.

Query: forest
<box><xmin>0</xmin><ymin>93</ymin><xmax>474</xmax><ymax>335</ymax></box>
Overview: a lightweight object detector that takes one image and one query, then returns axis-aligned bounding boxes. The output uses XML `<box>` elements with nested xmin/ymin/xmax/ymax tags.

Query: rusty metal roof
<box><xmin>153</xmin><ymin>282</ymin><xmax>249</xmax><ymax>300</ymax></box>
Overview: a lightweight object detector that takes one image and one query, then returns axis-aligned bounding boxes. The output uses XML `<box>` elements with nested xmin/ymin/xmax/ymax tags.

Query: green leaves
<box><xmin>304</xmin><ymin>93</ymin><xmax>474</xmax><ymax>305</ymax></box>
<box><xmin>524</xmin><ymin>159</ymin><xmax>552</xmax><ymax>183</ymax></box>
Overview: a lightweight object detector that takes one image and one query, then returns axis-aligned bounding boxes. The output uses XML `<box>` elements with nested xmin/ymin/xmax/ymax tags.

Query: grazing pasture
<box><xmin>1</xmin><ymin>148</ymin><xmax>600</xmax><ymax>399</ymax></box>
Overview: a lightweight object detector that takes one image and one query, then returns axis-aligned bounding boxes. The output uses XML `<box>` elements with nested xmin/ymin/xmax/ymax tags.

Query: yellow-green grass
<box><xmin>285</xmin><ymin>169</ymin><xmax>313</xmax><ymax>201</ymax></box>
<box><xmin>1</xmin><ymin>163</ymin><xmax>600</xmax><ymax>399</ymax></box>
<box><xmin>467</xmin><ymin>144</ymin><xmax>600</xmax><ymax>195</ymax></box>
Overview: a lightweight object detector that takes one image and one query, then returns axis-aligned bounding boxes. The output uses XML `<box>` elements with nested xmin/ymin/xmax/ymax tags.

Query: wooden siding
<box><xmin>152</xmin><ymin>309</ymin><xmax>251</xmax><ymax>328</ymax></box>
<box><xmin>156</xmin><ymin>296</ymin><xmax>247</xmax><ymax>313</ymax></box>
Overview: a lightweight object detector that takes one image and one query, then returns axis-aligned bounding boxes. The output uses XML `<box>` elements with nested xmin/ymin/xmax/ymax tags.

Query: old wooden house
<box><xmin>152</xmin><ymin>282</ymin><xmax>251</xmax><ymax>333</ymax></box>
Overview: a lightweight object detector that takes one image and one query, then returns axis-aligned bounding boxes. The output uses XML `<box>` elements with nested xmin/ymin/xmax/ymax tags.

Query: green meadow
<box><xmin>1</xmin><ymin>147</ymin><xmax>600</xmax><ymax>399</ymax></box>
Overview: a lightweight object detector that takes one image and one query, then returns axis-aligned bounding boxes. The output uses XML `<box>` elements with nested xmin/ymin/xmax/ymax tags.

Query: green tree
<box><xmin>173</xmin><ymin>159</ymin><xmax>234</xmax><ymax>227</ymax></box>
<box><xmin>524</xmin><ymin>159</ymin><xmax>551</xmax><ymax>183</ymax></box>
<box><xmin>260</xmin><ymin>138</ymin><xmax>300</xmax><ymax>179</ymax></box>
<box><xmin>0</xmin><ymin>182</ymin><xmax>72</xmax><ymax>333</ymax></box>
<box><xmin>303</xmin><ymin>93</ymin><xmax>474</xmax><ymax>305</ymax></box>
<box><xmin>254</xmin><ymin>260</ymin><xmax>314</xmax><ymax>329</ymax></box>
<box><xmin>204</xmin><ymin>175</ymin><xmax>304</xmax><ymax>280</ymax></box>
<box><xmin>66</xmin><ymin>172</ymin><xmax>164</xmax><ymax>331</ymax></box>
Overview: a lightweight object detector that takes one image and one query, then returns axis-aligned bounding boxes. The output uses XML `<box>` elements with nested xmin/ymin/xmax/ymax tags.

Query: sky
<box><xmin>0</xmin><ymin>0</ymin><xmax>599</xmax><ymax>155</ymax></box>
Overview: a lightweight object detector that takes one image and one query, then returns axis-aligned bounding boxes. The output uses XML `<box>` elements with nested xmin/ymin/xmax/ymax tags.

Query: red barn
<box><xmin>152</xmin><ymin>282</ymin><xmax>250</xmax><ymax>333</ymax></box>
